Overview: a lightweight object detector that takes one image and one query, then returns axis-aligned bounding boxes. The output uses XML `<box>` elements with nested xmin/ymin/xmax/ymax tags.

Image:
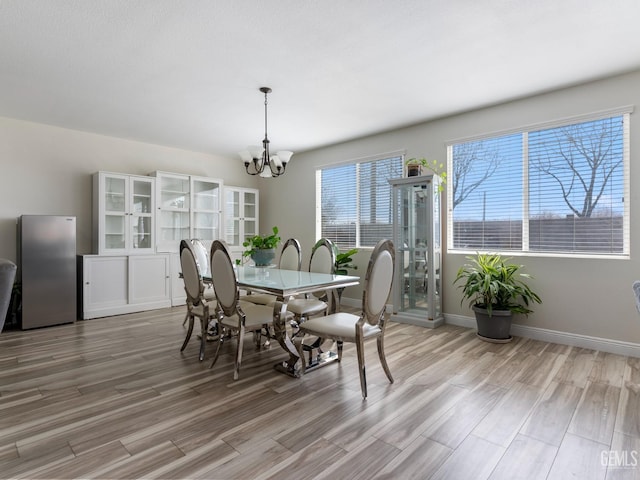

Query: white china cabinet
<box><xmin>223</xmin><ymin>186</ymin><xmax>259</xmax><ymax>260</ymax></box>
<box><xmin>80</xmin><ymin>254</ymin><xmax>171</xmax><ymax>319</ymax></box>
<box><xmin>151</xmin><ymin>171</ymin><xmax>223</xmax><ymax>253</ymax></box>
<box><xmin>389</xmin><ymin>175</ymin><xmax>443</xmax><ymax>328</ymax></box>
<box><xmin>92</xmin><ymin>172</ymin><xmax>155</xmax><ymax>255</ymax></box>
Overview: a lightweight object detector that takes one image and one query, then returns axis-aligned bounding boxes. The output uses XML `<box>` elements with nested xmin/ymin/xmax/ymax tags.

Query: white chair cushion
<box><xmin>203</xmin><ymin>287</ymin><xmax>216</xmax><ymax>302</ymax></box>
<box><xmin>285</xmin><ymin>297</ymin><xmax>327</xmax><ymax>316</ymax></box>
<box><xmin>241</xmin><ymin>293</ymin><xmax>276</xmax><ymax>305</ymax></box>
<box><xmin>299</xmin><ymin>312</ymin><xmax>381</xmax><ymax>342</ymax></box>
<box><xmin>219</xmin><ymin>303</ymin><xmax>274</xmax><ymax>330</ymax></box>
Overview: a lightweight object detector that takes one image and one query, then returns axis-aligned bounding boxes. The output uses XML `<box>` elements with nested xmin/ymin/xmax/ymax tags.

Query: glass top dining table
<box><xmin>203</xmin><ymin>266</ymin><xmax>360</xmax><ymax>377</ymax></box>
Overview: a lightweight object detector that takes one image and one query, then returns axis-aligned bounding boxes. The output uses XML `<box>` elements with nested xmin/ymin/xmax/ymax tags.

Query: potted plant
<box><xmin>334</xmin><ymin>247</ymin><xmax>358</xmax><ymax>275</ymax></box>
<box><xmin>242</xmin><ymin>226</ymin><xmax>281</xmax><ymax>266</ymax></box>
<box><xmin>333</xmin><ymin>247</ymin><xmax>358</xmax><ymax>303</ymax></box>
<box><xmin>406</xmin><ymin>158</ymin><xmax>425</xmax><ymax>177</ymax></box>
<box><xmin>453</xmin><ymin>252</ymin><xmax>542</xmax><ymax>342</ymax></box>
<box><xmin>405</xmin><ymin>158</ymin><xmax>447</xmax><ymax>192</ymax></box>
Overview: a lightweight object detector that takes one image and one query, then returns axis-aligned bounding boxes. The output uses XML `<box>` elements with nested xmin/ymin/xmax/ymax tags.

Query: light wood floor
<box><xmin>2</xmin><ymin>306</ymin><xmax>640</xmax><ymax>480</ymax></box>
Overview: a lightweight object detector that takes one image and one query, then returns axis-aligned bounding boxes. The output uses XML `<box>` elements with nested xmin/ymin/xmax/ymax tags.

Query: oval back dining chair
<box><xmin>209</xmin><ymin>240</ymin><xmax>275</xmax><ymax>380</ymax></box>
<box><xmin>285</xmin><ymin>238</ymin><xmax>337</xmax><ymax>324</ymax></box>
<box><xmin>179</xmin><ymin>239</ymin><xmax>216</xmax><ymax>361</ymax></box>
<box><xmin>279</xmin><ymin>237</ymin><xmax>303</xmax><ymax>271</ymax></box>
<box><xmin>296</xmin><ymin>238</ymin><xmax>395</xmax><ymax>398</ymax></box>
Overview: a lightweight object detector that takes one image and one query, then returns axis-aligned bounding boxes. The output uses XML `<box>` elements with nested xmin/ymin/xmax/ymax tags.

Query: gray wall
<box><xmin>0</xmin><ymin>117</ymin><xmax>257</xmax><ymax>261</ymax></box>
<box><xmin>2</xmin><ymin>70</ymin><xmax>640</xmax><ymax>345</ymax></box>
<box><xmin>261</xmin><ymin>69</ymin><xmax>640</xmax><ymax>344</ymax></box>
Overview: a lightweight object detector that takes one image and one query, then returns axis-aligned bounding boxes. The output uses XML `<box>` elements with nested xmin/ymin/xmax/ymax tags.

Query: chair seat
<box><xmin>299</xmin><ymin>312</ymin><xmax>381</xmax><ymax>342</ymax></box>
<box><xmin>241</xmin><ymin>293</ymin><xmax>276</xmax><ymax>305</ymax></box>
<box><xmin>203</xmin><ymin>288</ymin><xmax>216</xmax><ymax>302</ymax></box>
<box><xmin>219</xmin><ymin>303</ymin><xmax>274</xmax><ymax>330</ymax></box>
<box><xmin>190</xmin><ymin>299</ymin><xmax>216</xmax><ymax>317</ymax></box>
<box><xmin>285</xmin><ymin>297</ymin><xmax>328</xmax><ymax>316</ymax></box>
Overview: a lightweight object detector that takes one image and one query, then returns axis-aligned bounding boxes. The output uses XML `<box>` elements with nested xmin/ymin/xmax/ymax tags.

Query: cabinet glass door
<box><xmin>224</xmin><ymin>189</ymin><xmax>241</xmax><ymax>246</ymax></box>
<box><xmin>131</xmin><ymin>179</ymin><xmax>153</xmax><ymax>251</ymax></box>
<box><xmin>103</xmin><ymin>176</ymin><xmax>127</xmax><ymax>252</ymax></box>
<box><xmin>191</xmin><ymin>178</ymin><xmax>221</xmax><ymax>241</ymax></box>
<box><xmin>242</xmin><ymin>191</ymin><xmax>257</xmax><ymax>240</ymax></box>
<box><xmin>157</xmin><ymin>174</ymin><xmax>190</xmax><ymax>251</ymax></box>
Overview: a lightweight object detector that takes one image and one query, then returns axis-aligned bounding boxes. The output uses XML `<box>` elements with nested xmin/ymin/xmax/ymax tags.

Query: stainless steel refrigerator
<box><xmin>18</xmin><ymin>215</ymin><xmax>77</xmax><ymax>329</ymax></box>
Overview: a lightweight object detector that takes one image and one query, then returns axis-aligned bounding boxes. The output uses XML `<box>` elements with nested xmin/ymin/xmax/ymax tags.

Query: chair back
<box><xmin>279</xmin><ymin>238</ymin><xmax>302</xmax><ymax>271</ymax></box>
<box><xmin>180</xmin><ymin>239</ymin><xmax>204</xmax><ymax>305</ymax></box>
<box><xmin>307</xmin><ymin>238</ymin><xmax>336</xmax><ymax>301</ymax></box>
<box><xmin>363</xmin><ymin>239</ymin><xmax>395</xmax><ymax>326</ymax></box>
<box><xmin>309</xmin><ymin>238</ymin><xmax>336</xmax><ymax>274</ymax></box>
<box><xmin>190</xmin><ymin>238</ymin><xmax>210</xmax><ymax>277</ymax></box>
<box><xmin>210</xmin><ymin>239</ymin><xmax>239</xmax><ymax>317</ymax></box>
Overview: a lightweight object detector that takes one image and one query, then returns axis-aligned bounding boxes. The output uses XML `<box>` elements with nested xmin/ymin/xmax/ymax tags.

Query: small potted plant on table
<box><xmin>453</xmin><ymin>252</ymin><xmax>542</xmax><ymax>342</ymax></box>
<box><xmin>242</xmin><ymin>226</ymin><xmax>281</xmax><ymax>266</ymax></box>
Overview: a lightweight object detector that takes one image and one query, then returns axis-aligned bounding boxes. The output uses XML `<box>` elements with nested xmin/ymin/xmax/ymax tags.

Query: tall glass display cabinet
<box><xmin>389</xmin><ymin>175</ymin><xmax>443</xmax><ymax>328</ymax></box>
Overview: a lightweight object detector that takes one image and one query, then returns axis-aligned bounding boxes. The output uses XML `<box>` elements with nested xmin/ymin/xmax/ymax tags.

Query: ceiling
<box><xmin>2</xmin><ymin>0</ymin><xmax>640</xmax><ymax>158</ymax></box>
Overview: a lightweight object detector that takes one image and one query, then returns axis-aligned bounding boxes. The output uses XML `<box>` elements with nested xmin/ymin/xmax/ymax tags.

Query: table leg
<box><xmin>271</xmin><ymin>297</ymin><xmax>302</xmax><ymax>377</ymax></box>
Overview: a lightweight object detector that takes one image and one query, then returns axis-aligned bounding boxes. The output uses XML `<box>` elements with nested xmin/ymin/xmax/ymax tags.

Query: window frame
<box><xmin>316</xmin><ymin>151</ymin><xmax>405</xmax><ymax>249</ymax></box>
<box><xmin>446</xmin><ymin>106</ymin><xmax>632</xmax><ymax>259</ymax></box>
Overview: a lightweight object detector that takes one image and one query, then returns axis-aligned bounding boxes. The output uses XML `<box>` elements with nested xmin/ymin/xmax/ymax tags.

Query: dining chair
<box><xmin>190</xmin><ymin>238</ymin><xmax>216</xmax><ymax>300</ymax></box>
<box><xmin>209</xmin><ymin>239</ymin><xmax>275</xmax><ymax>380</ymax></box>
<box><xmin>242</xmin><ymin>237</ymin><xmax>302</xmax><ymax>306</ymax></box>
<box><xmin>633</xmin><ymin>280</ymin><xmax>640</xmax><ymax>313</ymax></box>
<box><xmin>296</xmin><ymin>238</ymin><xmax>395</xmax><ymax>398</ymax></box>
<box><xmin>285</xmin><ymin>238</ymin><xmax>337</xmax><ymax>324</ymax></box>
<box><xmin>179</xmin><ymin>239</ymin><xmax>216</xmax><ymax>361</ymax></box>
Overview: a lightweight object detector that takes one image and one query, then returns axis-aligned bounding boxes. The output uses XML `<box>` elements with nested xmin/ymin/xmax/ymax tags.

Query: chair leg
<box><xmin>198</xmin><ymin>317</ymin><xmax>207</xmax><ymax>362</ymax></box>
<box><xmin>377</xmin><ymin>335</ymin><xmax>394</xmax><ymax>384</ymax></box>
<box><xmin>337</xmin><ymin>340</ymin><xmax>343</xmax><ymax>361</ymax></box>
<box><xmin>355</xmin><ymin>338</ymin><xmax>367</xmax><ymax>398</ymax></box>
<box><xmin>209</xmin><ymin>327</ymin><xmax>225</xmax><ymax>369</ymax></box>
<box><xmin>181</xmin><ymin>314</ymin><xmax>194</xmax><ymax>352</ymax></box>
<box><xmin>234</xmin><ymin>326</ymin><xmax>245</xmax><ymax>380</ymax></box>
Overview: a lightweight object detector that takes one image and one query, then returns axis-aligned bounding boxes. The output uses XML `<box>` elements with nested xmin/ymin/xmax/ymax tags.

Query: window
<box><xmin>448</xmin><ymin>109</ymin><xmax>630</xmax><ymax>256</ymax></box>
<box><xmin>317</xmin><ymin>153</ymin><xmax>404</xmax><ymax>248</ymax></box>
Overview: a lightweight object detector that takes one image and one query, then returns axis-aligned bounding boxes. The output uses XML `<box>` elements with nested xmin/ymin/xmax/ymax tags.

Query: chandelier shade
<box><xmin>239</xmin><ymin>87</ymin><xmax>293</xmax><ymax>178</ymax></box>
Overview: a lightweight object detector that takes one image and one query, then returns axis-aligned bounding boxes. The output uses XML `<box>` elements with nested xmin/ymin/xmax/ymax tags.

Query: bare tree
<box><xmin>452</xmin><ymin>141</ymin><xmax>500</xmax><ymax>209</ymax></box>
<box><xmin>529</xmin><ymin>118</ymin><xmax>623</xmax><ymax>218</ymax></box>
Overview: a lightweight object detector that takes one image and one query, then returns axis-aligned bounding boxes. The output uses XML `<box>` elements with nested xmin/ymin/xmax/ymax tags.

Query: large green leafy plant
<box><xmin>334</xmin><ymin>247</ymin><xmax>358</xmax><ymax>275</ymax></box>
<box><xmin>453</xmin><ymin>253</ymin><xmax>542</xmax><ymax>316</ymax></box>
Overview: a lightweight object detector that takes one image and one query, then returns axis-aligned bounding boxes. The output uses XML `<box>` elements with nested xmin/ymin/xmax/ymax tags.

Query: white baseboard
<box><xmin>342</xmin><ymin>298</ymin><xmax>640</xmax><ymax>357</ymax></box>
<box><xmin>444</xmin><ymin>313</ymin><xmax>640</xmax><ymax>358</ymax></box>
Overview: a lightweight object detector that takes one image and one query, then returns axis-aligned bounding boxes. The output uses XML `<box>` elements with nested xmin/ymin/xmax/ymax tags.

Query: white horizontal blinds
<box><xmin>319</xmin><ymin>155</ymin><xmax>403</xmax><ymax>248</ymax></box>
<box><xmin>449</xmin><ymin>111</ymin><xmax>630</xmax><ymax>256</ymax></box>
<box><xmin>320</xmin><ymin>163</ymin><xmax>357</xmax><ymax>248</ymax></box>
<box><xmin>527</xmin><ymin>115</ymin><xmax>626</xmax><ymax>254</ymax></box>
<box><xmin>358</xmin><ymin>156</ymin><xmax>403</xmax><ymax>247</ymax></box>
<box><xmin>451</xmin><ymin>133</ymin><xmax>524</xmax><ymax>250</ymax></box>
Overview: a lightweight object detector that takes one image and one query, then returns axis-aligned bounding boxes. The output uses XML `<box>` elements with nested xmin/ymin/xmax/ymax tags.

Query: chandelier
<box><xmin>239</xmin><ymin>87</ymin><xmax>293</xmax><ymax>178</ymax></box>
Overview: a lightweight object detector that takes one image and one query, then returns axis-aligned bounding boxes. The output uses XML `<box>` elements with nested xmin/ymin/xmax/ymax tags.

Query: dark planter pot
<box><xmin>472</xmin><ymin>305</ymin><xmax>513</xmax><ymax>342</ymax></box>
<box><xmin>251</xmin><ymin>248</ymin><xmax>276</xmax><ymax>267</ymax></box>
<box><xmin>407</xmin><ymin>164</ymin><xmax>422</xmax><ymax>177</ymax></box>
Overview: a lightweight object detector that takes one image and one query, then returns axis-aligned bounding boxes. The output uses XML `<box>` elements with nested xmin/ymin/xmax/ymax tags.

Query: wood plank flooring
<box><xmin>2</xmin><ymin>306</ymin><xmax>640</xmax><ymax>479</ymax></box>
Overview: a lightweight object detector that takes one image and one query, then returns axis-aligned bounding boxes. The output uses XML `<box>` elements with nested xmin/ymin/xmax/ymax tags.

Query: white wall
<box><xmin>0</xmin><ymin>117</ymin><xmax>256</xmax><ymax>261</ymax></box>
<box><xmin>261</xmin><ymin>69</ymin><xmax>640</xmax><ymax>344</ymax></box>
